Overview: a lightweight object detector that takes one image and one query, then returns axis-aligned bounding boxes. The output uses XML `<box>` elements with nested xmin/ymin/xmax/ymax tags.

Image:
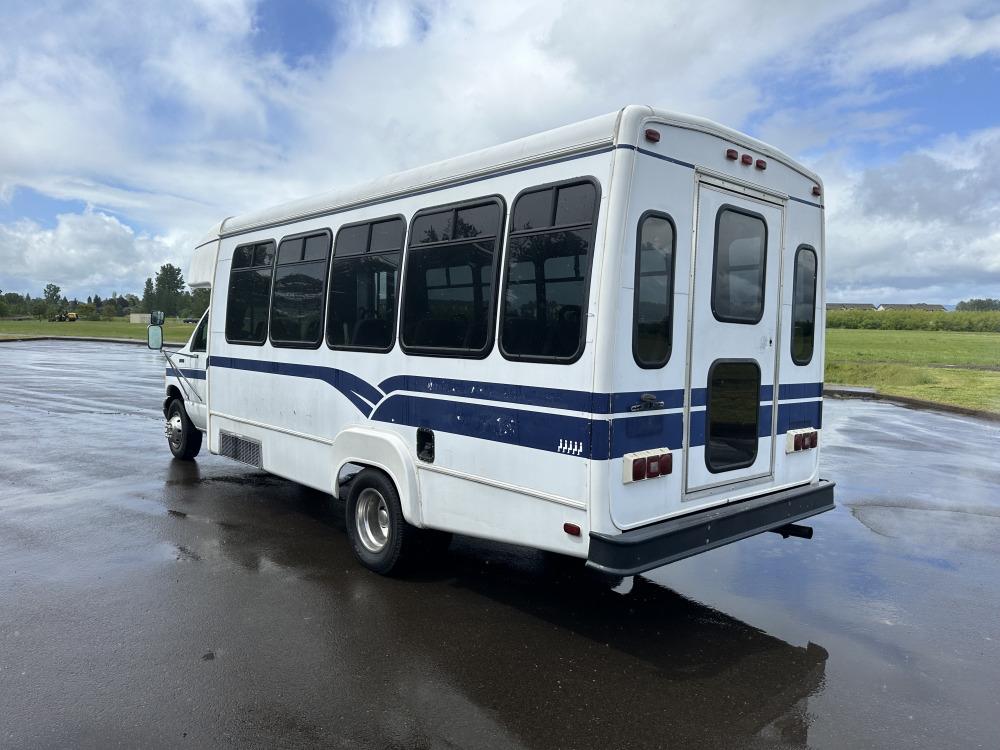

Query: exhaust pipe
<box><xmin>770</xmin><ymin>523</ymin><xmax>813</xmax><ymax>540</ymax></box>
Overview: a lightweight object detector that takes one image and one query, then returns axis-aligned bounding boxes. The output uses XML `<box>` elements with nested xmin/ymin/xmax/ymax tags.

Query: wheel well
<box><xmin>164</xmin><ymin>385</ymin><xmax>182</xmax><ymax>416</ymax></box>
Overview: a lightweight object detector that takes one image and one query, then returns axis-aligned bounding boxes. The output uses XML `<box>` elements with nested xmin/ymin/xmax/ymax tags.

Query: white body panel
<box><xmin>165</xmin><ymin>105</ymin><xmax>826</xmax><ymax>560</ymax></box>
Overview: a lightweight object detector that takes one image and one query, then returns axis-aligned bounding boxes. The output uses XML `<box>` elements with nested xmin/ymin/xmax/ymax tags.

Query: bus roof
<box><xmin>200</xmin><ymin>105</ymin><xmax>818</xmax><ymax>245</ymax></box>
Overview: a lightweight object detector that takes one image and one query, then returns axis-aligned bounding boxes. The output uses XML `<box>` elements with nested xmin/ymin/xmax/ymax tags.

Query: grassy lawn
<box><xmin>0</xmin><ymin>318</ymin><xmax>196</xmax><ymax>344</ymax></box>
<box><xmin>825</xmin><ymin>329</ymin><xmax>1000</xmax><ymax>414</ymax></box>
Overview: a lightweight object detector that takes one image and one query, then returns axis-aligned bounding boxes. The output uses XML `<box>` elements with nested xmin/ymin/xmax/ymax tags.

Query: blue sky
<box><xmin>1</xmin><ymin>0</ymin><xmax>999</xmax><ymax>303</ymax></box>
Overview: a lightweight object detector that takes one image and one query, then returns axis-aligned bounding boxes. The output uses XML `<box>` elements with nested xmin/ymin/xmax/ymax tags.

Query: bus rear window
<box><xmin>791</xmin><ymin>246</ymin><xmax>818</xmax><ymax>365</ymax></box>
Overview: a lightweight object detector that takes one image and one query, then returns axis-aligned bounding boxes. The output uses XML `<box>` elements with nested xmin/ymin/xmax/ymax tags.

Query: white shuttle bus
<box><xmin>150</xmin><ymin>105</ymin><xmax>834</xmax><ymax>576</ymax></box>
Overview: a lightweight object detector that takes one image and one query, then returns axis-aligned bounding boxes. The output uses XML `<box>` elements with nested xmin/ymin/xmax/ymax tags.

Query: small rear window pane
<box><xmin>713</xmin><ymin>208</ymin><xmax>766</xmax><ymax>324</ymax></box>
<box><xmin>370</xmin><ymin>219</ymin><xmax>404</xmax><ymax>252</ymax></box>
<box><xmin>554</xmin><ymin>183</ymin><xmax>596</xmax><ymax>226</ymax></box>
<box><xmin>233</xmin><ymin>245</ymin><xmax>253</xmax><ymax>269</ymax></box>
<box><xmin>278</xmin><ymin>237</ymin><xmax>304</xmax><ymax>265</ymax></box>
<box><xmin>412</xmin><ymin>210</ymin><xmax>452</xmax><ymax>244</ymax></box>
<box><xmin>252</xmin><ymin>242</ymin><xmax>274</xmax><ymax>268</ymax></box>
<box><xmin>512</xmin><ymin>189</ymin><xmax>553</xmax><ymax>231</ymax></box>
<box><xmin>336</xmin><ymin>224</ymin><xmax>368</xmax><ymax>256</ymax></box>
<box><xmin>303</xmin><ymin>234</ymin><xmax>330</xmax><ymax>262</ymax></box>
<box><xmin>455</xmin><ymin>204</ymin><xmax>500</xmax><ymax>238</ymax></box>
<box><xmin>706</xmin><ymin>361</ymin><xmax>761</xmax><ymax>472</ymax></box>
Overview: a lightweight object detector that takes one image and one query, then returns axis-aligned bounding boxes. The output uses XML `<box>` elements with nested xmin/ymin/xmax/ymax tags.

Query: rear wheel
<box><xmin>166</xmin><ymin>398</ymin><xmax>202</xmax><ymax>460</ymax></box>
<box><xmin>346</xmin><ymin>469</ymin><xmax>417</xmax><ymax>575</ymax></box>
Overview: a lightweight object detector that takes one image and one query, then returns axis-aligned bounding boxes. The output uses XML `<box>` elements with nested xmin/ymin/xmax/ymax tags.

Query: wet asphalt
<box><xmin>0</xmin><ymin>341</ymin><xmax>997</xmax><ymax>750</ymax></box>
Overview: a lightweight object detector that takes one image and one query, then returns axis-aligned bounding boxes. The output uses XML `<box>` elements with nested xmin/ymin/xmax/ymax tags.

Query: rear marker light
<box><xmin>755</xmin><ymin>159</ymin><xmax>766</xmax><ymax>170</ymax></box>
<box><xmin>623</xmin><ymin>449</ymin><xmax>673</xmax><ymax>483</ymax></box>
<box><xmin>726</xmin><ymin>148</ymin><xmax>739</xmax><ymax>160</ymax></box>
<box><xmin>632</xmin><ymin>457</ymin><xmax>647</xmax><ymax>482</ymax></box>
<box><xmin>786</xmin><ymin>428</ymin><xmax>819</xmax><ymax>454</ymax></box>
<box><xmin>812</xmin><ymin>186</ymin><xmax>822</xmax><ymax>196</ymax></box>
<box><xmin>644</xmin><ymin>128</ymin><xmax>661</xmax><ymax>143</ymax></box>
<box><xmin>563</xmin><ymin>522</ymin><xmax>581</xmax><ymax>537</ymax></box>
<box><xmin>741</xmin><ymin>154</ymin><xmax>753</xmax><ymax>165</ymax></box>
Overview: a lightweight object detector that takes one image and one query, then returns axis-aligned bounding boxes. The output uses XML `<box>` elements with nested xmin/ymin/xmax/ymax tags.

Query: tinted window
<box><xmin>226</xmin><ymin>241</ymin><xmax>274</xmax><ymax>344</ymax></box>
<box><xmin>401</xmin><ymin>199</ymin><xmax>503</xmax><ymax>355</ymax></box>
<box><xmin>270</xmin><ymin>232</ymin><xmax>330</xmax><ymax>347</ymax></box>
<box><xmin>370</xmin><ymin>218</ymin><xmax>404</xmax><ymax>252</ymax></box>
<box><xmin>633</xmin><ymin>213</ymin><xmax>675</xmax><ymax>367</ymax></box>
<box><xmin>791</xmin><ymin>246</ymin><xmax>818</xmax><ymax>365</ymax></box>
<box><xmin>713</xmin><ymin>208</ymin><xmax>766</xmax><ymax>324</ymax></box>
<box><xmin>706</xmin><ymin>360</ymin><xmax>760</xmax><ymax>472</ymax></box>
<box><xmin>191</xmin><ymin>313</ymin><xmax>208</xmax><ymax>352</ymax></box>
<box><xmin>327</xmin><ymin>217</ymin><xmax>405</xmax><ymax>351</ymax></box>
<box><xmin>500</xmin><ymin>180</ymin><xmax>598</xmax><ymax>362</ymax></box>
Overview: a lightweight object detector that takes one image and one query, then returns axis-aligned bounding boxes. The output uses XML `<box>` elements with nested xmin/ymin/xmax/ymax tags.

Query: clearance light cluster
<box><xmin>622</xmin><ymin>448</ymin><xmax>672</xmax><ymax>484</ymax></box>
<box><xmin>726</xmin><ymin>148</ymin><xmax>766</xmax><ymax>170</ymax></box>
<box><xmin>786</xmin><ymin>428</ymin><xmax>819</xmax><ymax>454</ymax></box>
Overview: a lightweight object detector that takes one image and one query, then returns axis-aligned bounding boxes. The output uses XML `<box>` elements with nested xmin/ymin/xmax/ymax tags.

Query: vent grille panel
<box><xmin>219</xmin><ymin>431</ymin><xmax>262</xmax><ymax>468</ymax></box>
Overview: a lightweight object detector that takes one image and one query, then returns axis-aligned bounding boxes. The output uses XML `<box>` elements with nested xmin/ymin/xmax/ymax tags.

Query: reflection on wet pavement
<box><xmin>1</xmin><ymin>341</ymin><xmax>997</xmax><ymax>749</ymax></box>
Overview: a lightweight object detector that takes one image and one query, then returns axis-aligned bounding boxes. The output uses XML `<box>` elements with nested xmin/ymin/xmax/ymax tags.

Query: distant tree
<box><xmin>43</xmin><ymin>283</ymin><xmax>61</xmax><ymax>305</ymax></box>
<box><xmin>141</xmin><ymin>277</ymin><xmax>154</xmax><ymax>312</ymax></box>
<box><xmin>153</xmin><ymin>263</ymin><xmax>186</xmax><ymax>316</ymax></box>
<box><xmin>956</xmin><ymin>298</ymin><xmax>1000</xmax><ymax>312</ymax></box>
<box><xmin>76</xmin><ymin>302</ymin><xmax>99</xmax><ymax>320</ymax></box>
<box><xmin>87</xmin><ymin>295</ymin><xmax>93</xmax><ymax>305</ymax></box>
<box><xmin>93</xmin><ymin>293</ymin><xmax>102</xmax><ymax>309</ymax></box>
<box><xmin>31</xmin><ymin>298</ymin><xmax>48</xmax><ymax>320</ymax></box>
<box><xmin>183</xmin><ymin>288</ymin><xmax>210</xmax><ymax>319</ymax></box>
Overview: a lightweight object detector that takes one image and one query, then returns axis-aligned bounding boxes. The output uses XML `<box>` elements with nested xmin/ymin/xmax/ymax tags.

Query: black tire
<box><xmin>166</xmin><ymin>398</ymin><xmax>202</xmax><ymax>460</ymax></box>
<box><xmin>346</xmin><ymin>469</ymin><xmax>417</xmax><ymax>575</ymax></box>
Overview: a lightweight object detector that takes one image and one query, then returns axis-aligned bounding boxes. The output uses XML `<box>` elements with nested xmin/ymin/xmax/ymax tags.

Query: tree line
<box><xmin>0</xmin><ymin>263</ymin><xmax>210</xmax><ymax>321</ymax></box>
<box><xmin>827</xmin><ymin>307</ymin><xmax>1000</xmax><ymax>332</ymax></box>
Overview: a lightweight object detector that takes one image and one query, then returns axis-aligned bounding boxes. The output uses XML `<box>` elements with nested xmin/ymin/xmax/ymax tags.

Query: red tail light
<box><xmin>623</xmin><ymin>449</ymin><xmax>673</xmax><ymax>483</ymax></box>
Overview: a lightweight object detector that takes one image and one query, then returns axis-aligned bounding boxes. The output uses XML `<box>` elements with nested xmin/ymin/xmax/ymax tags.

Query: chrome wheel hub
<box><xmin>356</xmin><ymin>488</ymin><xmax>390</xmax><ymax>553</ymax></box>
<box><xmin>166</xmin><ymin>413</ymin><xmax>184</xmax><ymax>450</ymax></box>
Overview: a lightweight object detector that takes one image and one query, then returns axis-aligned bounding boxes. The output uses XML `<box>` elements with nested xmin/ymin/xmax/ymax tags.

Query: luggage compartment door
<box><xmin>685</xmin><ymin>183</ymin><xmax>783</xmax><ymax>493</ymax></box>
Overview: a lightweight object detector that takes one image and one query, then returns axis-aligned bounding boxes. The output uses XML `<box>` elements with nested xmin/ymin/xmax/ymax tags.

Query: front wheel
<box><xmin>346</xmin><ymin>469</ymin><xmax>417</xmax><ymax>575</ymax></box>
<box><xmin>166</xmin><ymin>398</ymin><xmax>202</xmax><ymax>460</ymax></box>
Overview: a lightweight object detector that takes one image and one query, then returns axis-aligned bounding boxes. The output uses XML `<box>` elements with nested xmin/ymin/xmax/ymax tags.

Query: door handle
<box><xmin>630</xmin><ymin>393</ymin><xmax>665</xmax><ymax>412</ymax></box>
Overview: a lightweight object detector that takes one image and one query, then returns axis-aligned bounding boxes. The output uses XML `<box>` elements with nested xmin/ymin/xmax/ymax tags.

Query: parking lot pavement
<box><xmin>1</xmin><ymin>340</ymin><xmax>998</xmax><ymax>749</ymax></box>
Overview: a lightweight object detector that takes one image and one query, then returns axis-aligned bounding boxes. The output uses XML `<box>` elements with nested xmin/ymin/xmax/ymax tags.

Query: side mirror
<box><xmin>147</xmin><ymin>324</ymin><xmax>163</xmax><ymax>350</ymax></box>
<box><xmin>150</xmin><ymin>311</ymin><xmax>165</xmax><ymax>326</ymax></box>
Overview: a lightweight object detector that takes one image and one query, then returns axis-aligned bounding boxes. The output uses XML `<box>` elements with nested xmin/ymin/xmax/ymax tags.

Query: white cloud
<box><xmin>0</xmin><ymin>209</ymin><xmax>188</xmax><ymax>298</ymax></box>
<box><xmin>0</xmin><ymin>0</ymin><xmax>997</xmax><ymax>302</ymax></box>
<box><xmin>825</xmin><ymin>127</ymin><xmax>1000</xmax><ymax>303</ymax></box>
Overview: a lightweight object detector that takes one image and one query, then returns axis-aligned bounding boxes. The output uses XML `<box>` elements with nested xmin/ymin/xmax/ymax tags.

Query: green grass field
<box><xmin>0</xmin><ymin>318</ymin><xmax>196</xmax><ymax>344</ymax></box>
<box><xmin>825</xmin><ymin>328</ymin><xmax>1000</xmax><ymax>414</ymax></box>
<box><xmin>1</xmin><ymin>318</ymin><xmax>997</xmax><ymax>414</ymax></box>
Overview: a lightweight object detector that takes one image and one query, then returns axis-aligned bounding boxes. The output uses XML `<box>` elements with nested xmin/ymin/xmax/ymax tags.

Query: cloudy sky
<box><xmin>1</xmin><ymin>0</ymin><xmax>998</xmax><ymax>303</ymax></box>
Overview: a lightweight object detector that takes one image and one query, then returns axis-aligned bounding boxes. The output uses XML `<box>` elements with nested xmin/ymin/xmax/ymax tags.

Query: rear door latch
<box><xmin>630</xmin><ymin>393</ymin><xmax>665</xmax><ymax>412</ymax></box>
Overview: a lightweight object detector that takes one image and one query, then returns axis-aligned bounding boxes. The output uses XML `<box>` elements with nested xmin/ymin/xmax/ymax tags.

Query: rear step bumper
<box><xmin>587</xmin><ymin>479</ymin><xmax>835</xmax><ymax>576</ymax></box>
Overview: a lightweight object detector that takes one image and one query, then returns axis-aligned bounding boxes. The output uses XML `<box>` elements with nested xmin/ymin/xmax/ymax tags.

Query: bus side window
<box><xmin>191</xmin><ymin>313</ymin><xmax>208</xmax><ymax>352</ymax></box>
<box><xmin>225</xmin><ymin>241</ymin><xmax>275</xmax><ymax>345</ymax></box>
<box><xmin>791</xmin><ymin>245</ymin><xmax>818</xmax><ymax>365</ymax></box>
<box><xmin>400</xmin><ymin>198</ymin><xmax>505</xmax><ymax>357</ymax></box>
<box><xmin>500</xmin><ymin>179</ymin><xmax>599</xmax><ymax>363</ymax></box>
<box><xmin>632</xmin><ymin>212</ymin><xmax>676</xmax><ymax>368</ymax></box>
<box><xmin>327</xmin><ymin>216</ymin><xmax>405</xmax><ymax>352</ymax></box>
<box><xmin>270</xmin><ymin>231</ymin><xmax>332</xmax><ymax>348</ymax></box>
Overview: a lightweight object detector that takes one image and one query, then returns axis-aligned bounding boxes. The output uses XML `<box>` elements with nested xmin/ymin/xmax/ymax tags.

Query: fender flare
<box><xmin>331</xmin><ymin>427</ymin><xmax>423</xmax><ymax>527</ymax></box>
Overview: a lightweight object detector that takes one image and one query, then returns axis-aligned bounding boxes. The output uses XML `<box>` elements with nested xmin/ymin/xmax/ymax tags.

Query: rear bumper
<box><xmin>587</xmin><ymin>479</ymin><xmax>835</xmax><ymax>576</ymax></box>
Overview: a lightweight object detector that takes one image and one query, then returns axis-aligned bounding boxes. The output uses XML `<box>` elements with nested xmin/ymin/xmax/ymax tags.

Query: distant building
<box><xmin>826</xmin><ymin>303</ymin><xmax>876</xmax><ymax>310</ymax></box>
<box><xmin>130</xmin><ymin>313</ymin><xmax>151</xmax><ymax>324</ymax></box>
<box><xmin>876</xmin><ymin>303</ymin><xmax>947</xmax><ymax>312</ymax></box>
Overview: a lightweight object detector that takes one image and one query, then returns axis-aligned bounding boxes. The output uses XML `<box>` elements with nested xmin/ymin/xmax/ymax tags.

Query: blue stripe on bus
<box><xmin>207</xmin><ymin>356</ymin><xmax>383</xmax><ymax>415</ymax></box>
<box><xmin>370</xmin><ymin>394</ymin><xmax>595</xmax><ymax>457</ymax></box>
<box><xmin>779</xmin><ymin>382</ymin><xmax>824</xmax><ymax>400</ymax></box>
<box><xmin>203</xmin><ymin>356</ymin><xmax>822</xmax><ymax>456</ymax></box>
<box><xmin>165</xmin><ymin>368</ymin><xmax>206</xmax><ymax>380</ymax></box>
